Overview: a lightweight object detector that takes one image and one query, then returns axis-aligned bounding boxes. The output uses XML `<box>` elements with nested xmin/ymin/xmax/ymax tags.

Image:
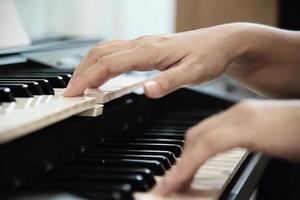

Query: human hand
<box><xmin>63</xmin><ymin>23</ymin><xmax>248</xmax><ymax>97</ymax></box>
<box><xmin>152</xmin><ymin>100</ymin><xmax>300</xmax><ymax>196</ymax></box>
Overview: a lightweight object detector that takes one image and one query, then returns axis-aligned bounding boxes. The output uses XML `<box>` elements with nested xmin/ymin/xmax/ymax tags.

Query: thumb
<box><xmin>143</xmin><ymin>64</ymin><xmax>190</xmax><ymax>98</ymax></box>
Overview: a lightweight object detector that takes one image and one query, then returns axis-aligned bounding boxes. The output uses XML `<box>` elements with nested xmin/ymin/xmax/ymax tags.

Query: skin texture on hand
<box><xmin>62</xmin><ymin>23</ymin><xmax>300</xmax><ymax>196</ymax></box>
<box><xmin>63</xmin><ymin>23</ymin><xmax>248</xmax><ymax>97</ymax></box>
<box><xmin>151</xmin><ymin>100</ymin><xmax>300</xmax><ymax>196</ymax></box>
<box><xmin>63</xmin><ymin>22</ymin><xmax>300</xmax><ymax>98</ymax></box>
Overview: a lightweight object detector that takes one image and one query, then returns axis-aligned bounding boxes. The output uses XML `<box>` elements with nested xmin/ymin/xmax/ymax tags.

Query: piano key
<box><xmin>76</xmin><ymin>191</ymin><xmax>131</xmax><ymax>200</ymax></box>
<box><xmin>4</xmin><ymin>192</ymin><xmax>88</xmax><ymax>200</ymax></box>
<box><xmin>160</xmin><ymin>110</ymin><xmax>214</xmax><ymax>119</ymax></box>
<box><xmin>84</xmin><ymin>74</ymin><xmax>146</xmax><ymax>103</ymax></box>
<box><xmin>147</xmin><ymin>128</ymin><xmax>185</xmax><ymax>134</ymax></box>
<box><xmin>76</xmin><ymin>191</ymin><xmax>129</xmax><ymax>200</ymax></box>
<box><xmin>0</xmin><ymin>78</ymin><xmax>54</xmax><ymax>95</ymax></box>
<box><xmin>44</xmin><ymin>171</ymin><xmax>150</xmax><ymax>192</ymax></box>
<box><xmin>0</xmin><ymin>87</ymin><xmax>15</xmax><ymax>102</ymax></box>
<box><xmin>87</xmin><ymin>149</ymin><xmax>176</xmax><ymax>164</ymax></box>
<box><xmin>0</xmin><ymin>81</ymin><xmax>44</xmax><ymax>95</ymax></box>
<box><xmin>0</xmin><ymin>75</ymin><xmax>66</xmax><ymax>88</ymax></box>
<box><xmin>152</xmin><ymin>119</ymin><xmax>198</xmax><ymax>127</ymax></box>
<box><xmin>126</xmin><ymin>133</ymin><xmax>185</xmax><ymax>140</ymax></box>
<box><xmin>54</xmin><ymin>166</ymin><xmax>156</xmax><ymax>186</ymax></box>
<box><xmin>102</xmin><ymin>137</ymin><xmax>185</xmax><ymax>147</ymax></box>
<box><xmin>0</xmin><ymin>84</ymin><xmax>33</xmax><ymax>97</ymax></box>
<box><xmin>134</xmin><ymin>148</ymin><xmax>248</xmax><ymax>200</ymax></box>
<box><xmin>25</xmin><ymin>182</ymin><xmax>134</xmax><ymax>200</ymax></box>
<box><xmin>82</xmin><ymin>153</ymin><xmax>171</xmax><ymax>170</ymax></box>
<box><xmin>21</xmin><ymin>72</ymin><xmax>72</xmax><ymax>84</ymax></box>
<box><xmin>68</xmin><ymin>158</ymin><xmax>166</xmax><ymax>175</ymax></box>
<box><xmin>21</xmin><ymin>68</ymin><xmax>74</xmax><ymax>74</ymax></box>
<box><xmin>97</xmin><ymin>142</ymin><xmax>182</xmax><ymax>157</ymax></box>
<box><xmin>150</xmin><ymin>125</ymin><xmax>188</xmax><ymax>131</ymax></box>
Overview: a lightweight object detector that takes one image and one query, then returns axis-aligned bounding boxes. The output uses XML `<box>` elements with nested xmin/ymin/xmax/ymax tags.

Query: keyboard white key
<box><xmin>134</xmin><ymin>148</ymin><xmax>248</xmax><ymax>200</ymax></box>
<box><xmin>0</xmin><ymin>94</ymin><xmax>96</xmax><ymax>144</ymax></box>
<box><xmin>0</xmin><ymin>74</ymin><xmax>147</xmax><ymax>144</ymax></box>
<box><xmin>85</xmin><ymin>74</ymin><xmax>146</xmax><ymax>103</ymax></box>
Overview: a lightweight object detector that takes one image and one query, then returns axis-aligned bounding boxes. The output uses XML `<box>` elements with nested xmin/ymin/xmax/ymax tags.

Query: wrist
<box><xmin>221</xmin><ymin>23</ymin><xmax>261</xmax><ymax>74</ymax></box>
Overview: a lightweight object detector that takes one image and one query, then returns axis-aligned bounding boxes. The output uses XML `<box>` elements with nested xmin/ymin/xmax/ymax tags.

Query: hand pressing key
<box><xmin>63</xmin><ymin>23</ymin><xmax>247</xmax><ymax>98</ymax></box>
<box><xmin>63</xmin><ymin>22</ymin><xmax>300</xmax><ymax>196</ymax></box>
<box><xmin>152</xmin><ymin>100</ymin><xmax>300</xmax><ymax>196</ymax></box>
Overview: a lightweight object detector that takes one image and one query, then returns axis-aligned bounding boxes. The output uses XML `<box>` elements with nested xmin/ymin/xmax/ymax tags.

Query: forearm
<box><xmin>226</xmin><ymin>23</ymin><xmax>300</xmax><ymax>98</ymax></box>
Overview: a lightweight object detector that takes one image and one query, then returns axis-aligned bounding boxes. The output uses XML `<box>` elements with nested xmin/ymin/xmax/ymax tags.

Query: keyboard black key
<box><xmin>153</xmin><ymin>119</ymin><xmax>198</xmax><ymax>126</ymax></box>
<box><xmin>77</xmin><ymin>191</ymin><xmax>129</xmax><ymax>200</ymax></box>
<box><xmin>147</xmin><ymin>128</ymin><xmax>185</xmax><ymax>134</ymax></box>
<box><xmin>127</xmin><ymin>133</ymin><xmax>185</xmax><ymax>140</ymax></box>
<box><xmin>102</xmin><ymin>137</ymin><xmax>184</xmax><ymax>146</ymax></box>
<box><xmin>44</xmin><ymin>171</ymin><xmax>150</xmax><ymax>191</ymax></box>
<box><xmin>0</xmin><ymin>87</ymin><xmax>15</xmax><ymax>102</ymax></box>
<box><xmin>82</xmin><ymin>153</ymin><xmax>171</xmax><ymax>170</ymax></box>
<box><xmin>23</xmin><ymin>72</ymin><xmax>72</xmax><ymax>84</ymax></box>
<box><xmin>1</xmin><ymin>76</ymin><xmax>66</xmax><ymax>88</ymax></box>
<box><xmin>0</xmin><ymin>84</ymin><xmax>33</xmax><ymax>97</ymax></box>
<box><xmin>68</xmin><ymin>158</ymin><xmax>165</xmax><ymax>175</ymax></box>
<box><xmin>150</xmin><ymin>125</ymin><xmax>188</xmax><ymax>132</ymax></box>
<box><xmin>24</xmin><ymin>182</ymin><xmax>134</xmax><ymax>200</ymax></box>
<box><xmin>4</xmin><ymin>191</ymin><xmax>89</xmax><ymax>200</ymax></box>
<box><xmin>87</xmin><ymin>149</ymin><xmax>176</xmax><ymax>164</ymax></box>
<box><xmin>0</xmin><ymin>81</ymin><xmax>44</xmax><ymax>95</ymax></box>
<box><xmin>55</xmin><ymin>166</ymin><xmax>156</xmax><ymax>186</ymax></box>
<box><xmin>97</xmin><ymin>142</ymin><xmax>182</xmax><ymax>157</ymax></box>
<box><xmin>77</xmin><ymin>190</ymin><xmax>130</xmax><ymax>200</ymax></box>
<box><xmin>0</xmin><ymin>78</ymin><xmax>54</xmax><ymax>95</ymax></box>
<box><xmin>22</xmin><ymin>68</ymin><xmax>74</xmax><ymax>74</ymax></box>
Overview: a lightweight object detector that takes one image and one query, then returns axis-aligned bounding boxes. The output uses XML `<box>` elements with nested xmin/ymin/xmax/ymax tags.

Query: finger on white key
<box><xmin>152</xmin><ymin>118</ymin><xmax>247</xmax><ymax>196</ymax></box>
<box><xmin>64</xmin><ymin>43</ymin><xmax>168</xmax><ymax>97</ymax></box>
<box><xmin>70</xmin><ymin>40</ymin><xmax>131</xmax><ymax>83</ymax></box>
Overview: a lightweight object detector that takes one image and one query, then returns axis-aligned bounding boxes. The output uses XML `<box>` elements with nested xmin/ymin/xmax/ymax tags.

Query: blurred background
<box><xmin>14</xmin><ymin>0</ymin><xmax>300</xmax><ymax>42</ymax></box>
<box><xmin>15</xmin><ymin>0</ymin><xmax>177</xmax><ymax>41</ymax></box>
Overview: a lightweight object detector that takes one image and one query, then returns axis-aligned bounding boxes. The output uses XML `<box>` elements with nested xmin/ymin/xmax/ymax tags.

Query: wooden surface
<box><xmin>176</xmin><ymin>0</ymin><xmax>278</xmax><ymax>32</ymax></box>
<box><xmin>135</xmin><ymin>148</ymin><xmax>248</xmax><ymax>200</ymax></box>
<box><xmin>0</xmin><ymin>74</ymin><xmax>147</xmax><ymax>144</ymax></box>
<box><xmin>85</xmin><ymin>74</ymin><xmax>146</xmax><ymax>103</ymax></box>
<box><xmin>0</xmin><ymin>90</ymin><xmax>96</xmax><ymax>144</ymax></box>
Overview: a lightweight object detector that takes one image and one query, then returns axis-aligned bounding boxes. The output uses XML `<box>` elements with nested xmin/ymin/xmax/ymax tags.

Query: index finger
<box><xmin>71</xmin><ymin>40</ymin><xmax>131</xmax><ymax>82</ymax></box>
<box><xmin>64</xmin><ymin>45</ymin><xmax>164</xmax><ymax>96</ymax></box>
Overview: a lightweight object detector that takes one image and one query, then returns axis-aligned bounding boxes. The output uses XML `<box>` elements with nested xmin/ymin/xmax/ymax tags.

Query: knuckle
<box><xmin>234</xmin><ymin>100</ymin><xmax>259</xmax><ymax>117</ymax></box>
<box><xmin>190</xmin><ymin>64</ymin><xmax>204</xmax><ymax>83</ymax></box>
<box><xmin>159</xmin><ymin>71</ymin><xmax>176</xmax><ymax>90</ymax></box>
<box><xmin>88</xmin><ymin>46</ymin><xmax>110</xmax><ymax>59</ymax></box>
<box><xmin>97</xmin><ymin>56</ymin><xmax>121</xmax><ymax>77</ymax></box>
<box><xmin>87</xmin><ymin>48</ymin><xmax>99</xmax><ymax>58</ymax></box>
<box><xmin>139</xmin><ymin>42</ymin><xmax>161</xmax><ymax>53</ymax></box>
<box><xmin>97</xmin><ymin>56</ymin><xmax>111</xmax><ymax>66</ymax></box>
<box><xmin>156</xmin><ymin>35</ymin><xmax>172</xmax><ymax>42</ymax></box>
<box><xmin>201</xmin><ymin>134</ymin><xmax>218</xmax><ymax>154</ymax></box>
<box><xmin>185</xmin><ymin>129</ymin><xmax>197</xmax><ymax>143</ymax></box>
<box><xmin>135</xmin><ymin>35</ymin><xmax>153</xmax><ymax>41</ymax></box>
<box><xmin>96</xmin><ymin>56</ymin><xmax>114</xmax><ymax>74</ymax></box>
<box><xmin>73</xmin><ymin>74</ymin><xmax>89</xmax><ymax>88</ymax></box>
<box><xmin>174</xmin><ymin>173</ymin><xmax>190</xmax><ymax>184</ymax></box>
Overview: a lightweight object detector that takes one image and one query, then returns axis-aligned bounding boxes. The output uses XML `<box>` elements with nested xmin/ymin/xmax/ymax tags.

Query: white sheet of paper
<box><xmin>0</xmin><ymin>0</ymin><xmax>30</xmax><ymax>49</ymax></box>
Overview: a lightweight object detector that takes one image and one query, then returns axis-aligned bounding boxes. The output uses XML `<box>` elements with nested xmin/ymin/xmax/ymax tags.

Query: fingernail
<box><xmin>144</xmin><ymin>80</ymin><xmax>160</xmax><ymax>98</ymax></box>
